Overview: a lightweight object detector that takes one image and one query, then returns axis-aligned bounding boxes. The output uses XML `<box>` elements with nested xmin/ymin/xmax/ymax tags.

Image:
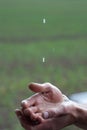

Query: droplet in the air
<box><xmin>43</xmin><ymin>18</ymin><xmax>46</xmax><ymax>24</ymax></box>
<box><xmin>42</xmin><ymin>57</ymin><xmax>45</xmax><ymax>62</ymax></box>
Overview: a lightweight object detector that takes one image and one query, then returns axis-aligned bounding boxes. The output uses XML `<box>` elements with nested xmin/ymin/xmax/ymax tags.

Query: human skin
<box><xmin>21</xmin><ymin>82</ymin><xmax>64</xmax><ymax>120</ymax></box>
<box><xmin>15</xmin><ymin>83</ymin><xmax>87</xmax><ymax>130</ymax></box>
<box><xmin>15</xmin><ymin>108</ymin><xmax>75</xmax><ymax>130</ymax></box>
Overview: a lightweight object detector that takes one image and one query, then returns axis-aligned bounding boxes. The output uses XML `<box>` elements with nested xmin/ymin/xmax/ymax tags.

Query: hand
<box><xmin>15</xmin><ymin>108</ymin><xmax>75</xmax><ymax>130</ymax></box>
<box><xmin>21</xmin><ymin>82</ymin><xmax>64</xmax><ymax>120</ymax></box>
<box><xmin>43</xmin><ymin>101</ymin><xmax>87</xmax><ymax>130</ymax></box>
<box><xmin>16</xmin><ymin>82</ymin><xmax>87</xmax><ymax>130</ymax></box>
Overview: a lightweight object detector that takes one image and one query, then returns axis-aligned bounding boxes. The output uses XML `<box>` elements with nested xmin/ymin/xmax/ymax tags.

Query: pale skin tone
<box><xmin>15</xmin><ymin>82</ymin><xmax>87</xmax><ymax>130</ymax></box>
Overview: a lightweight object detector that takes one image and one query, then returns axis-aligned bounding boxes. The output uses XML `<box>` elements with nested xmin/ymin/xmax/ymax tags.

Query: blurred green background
<box><xmin>0</xmin><ymin>0</ymin><xmax>87</xmax><ymax>130</ymax></box>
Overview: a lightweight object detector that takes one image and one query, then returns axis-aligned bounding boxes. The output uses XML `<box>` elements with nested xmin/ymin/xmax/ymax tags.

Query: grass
<box><xmin>0</xmin><ymin>0</ymin><xmax>87</xmax><ymax>38</ymax></box>
<box><xmin>0</xmin><ymin>41</ymin><xmax>87</xmax><ymax>130</ymax></box>
<box><xmin>0</xmin><ymin>0</ymin><xmax>87</xmax><ymax>130</ymax></box>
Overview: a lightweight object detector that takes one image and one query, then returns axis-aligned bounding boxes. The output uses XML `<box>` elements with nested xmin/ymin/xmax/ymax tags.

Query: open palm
<box><xmin>21</xmin><ymin>83</ymin><xmax>64</xmax><ymax>120</ymax></box>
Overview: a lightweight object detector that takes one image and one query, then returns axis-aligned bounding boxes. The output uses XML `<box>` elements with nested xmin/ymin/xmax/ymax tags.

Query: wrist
<box><xmin>73</xmin><ymin>103</ymin><xmax>87</xmax><ymax>129</ymax></box>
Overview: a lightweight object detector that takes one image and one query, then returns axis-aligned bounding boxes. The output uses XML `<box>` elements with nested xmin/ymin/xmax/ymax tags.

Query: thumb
<box><xmin>42</xmin><ymin>109</ymin><xmax>58</xmax><ymax>119</ymax></box>
<box><xmin>42</xmin><ymin>106</ymin><xmax>65</xmax><ymax>119</ymax></box>
<box><xmin>28</xmin><ymin>82</ymin><xmax>51</xmax><ymax>93</ymax></box>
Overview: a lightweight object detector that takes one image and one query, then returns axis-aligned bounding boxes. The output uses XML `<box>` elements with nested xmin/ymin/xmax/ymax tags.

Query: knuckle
<box><xmin>44</xmin><ymin>82</ymin><xmax>52</xmax><ymax>87</ymax></box>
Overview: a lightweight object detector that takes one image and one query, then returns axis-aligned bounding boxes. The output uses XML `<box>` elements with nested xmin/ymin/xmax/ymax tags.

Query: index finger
<box><xmin>21</xmin><ymin>94</ymin><xmax>38</xmax><ymax>108</ymax></box>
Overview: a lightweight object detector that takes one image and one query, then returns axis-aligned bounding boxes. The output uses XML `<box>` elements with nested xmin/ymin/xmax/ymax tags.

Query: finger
<box><xmin>19</xmin><ymin>116</ymin><xmax>29</xmax><ymax>129</ymax></box>
<box><xmin>21</xmin><ymin>100</ymin><xmax>28</xmax><ymax>108</ymax></box>
<box><xmin>28</xmin><ymin>82</ymin><xmax>52</xmax><ymax>93</ymax></box>
<box><xmin>15</xmin><ymin>109</ymin><xmax>27</xmax><ymax>127</ymax></box>
<box><xmin>30</xmin><ymin>112</ymin><xmax>44</xmax><ymax>124</ymax></box>
<box><xmin>15</xmin><ymin>109</ymin><xmax>29</xmax><ymax>128</ymax></box>
<box><xmin>29</xmin><ymin>82</ymin><xmax>62</xmax><ymax>96</ymax></box>
<box><xmin>42</xmin><ymin>106</ymin><xmax>65</xmax><ymax>119</ymax></box>
<box><xmin>24</xmin><ymin>107</ymin><xmax>39</xmax><ymax>117</ymax></box>
<box><xmin>21</xmin><ymin>97</ymin><xmax>36</xmax><ymax>108</ymax></box>
<box><xmin>42</xmin><ymin>111</ymin><xmax>56</xmax><ymax>119</ymax></box>
<box><xmin>15</xmin><ymin>109</ymin><xmax>41</xmax><ymax>126</ymax></box>
<box><xmin>30</xmin><ymin>113</ymin><xmax>44</xmax><ymax>124</ymax></box>
<box><xmin>35</xmin><ymin>113</ymin><xmax>44</xmax><ymax>123</ymax></box>
<box><xmin>24</xmin><ymin>107</ymin><xmax>44</xmax><ymax>123</ymax></box>
<box><xmin>15</xmin><ymin>109</ymin><xmax>23</xmax><ymax>119</ymax></box>
<box><xmin>24</xmin><ymin>108</ymin><xmax>39</xmax><ymax>121</ymax></box>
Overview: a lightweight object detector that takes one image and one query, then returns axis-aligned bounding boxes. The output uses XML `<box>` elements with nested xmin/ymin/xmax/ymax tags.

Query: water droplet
<box><xmin>42</xmin><ymin>57</ymin><xmax>45</xmax><ymax>62</ymax></box>
<box><xmin>43</xmin><ymin>18</ymin><xmax>46</xmax><ymax>24</ymax></box>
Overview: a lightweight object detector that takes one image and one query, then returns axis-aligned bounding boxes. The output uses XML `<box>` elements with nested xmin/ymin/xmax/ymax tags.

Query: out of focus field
<box><xmin>0</xmin><ymin>0</ymin><xmax>87</xmax><ymax>130</ymax></box>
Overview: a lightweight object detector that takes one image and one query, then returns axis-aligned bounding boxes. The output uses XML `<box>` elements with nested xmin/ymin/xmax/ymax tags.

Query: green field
<box><xmin>0</xmin><ymin>0</ymin><xmax>87</xmax><ymax>130</ymax></box>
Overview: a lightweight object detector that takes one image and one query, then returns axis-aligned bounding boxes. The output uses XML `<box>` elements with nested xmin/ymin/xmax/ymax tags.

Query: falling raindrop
<box><xmin>42</xmin><ymin>57</ymin><xmax>45</xmax><ymax>63</ymax></box>
<box><xmin>43</xmin><ymin>18</ymin><xmax>46</xmax><ymax>24</ymax></box>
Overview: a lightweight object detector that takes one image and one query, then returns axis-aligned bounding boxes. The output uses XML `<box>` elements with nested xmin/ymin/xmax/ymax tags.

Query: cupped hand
<box><xmin>21</xmin><ymin>82</ymin><xmax>64</xmax><ymax>120</ymax></box>
<box><xmin>15</xmin><ymin>82</ymin><xmax>87</xmax><ymax>130</ymax></box>
<box><xmin>15</xmin><ymin>108</ymin><xmax>75</xmax><ymax>130</ymax></box>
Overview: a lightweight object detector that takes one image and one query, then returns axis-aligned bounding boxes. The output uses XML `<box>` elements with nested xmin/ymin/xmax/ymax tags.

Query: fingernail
<box><xmin>43</xmin><ymin>112</ymin><xmax>49</xmax><ymax>119</ymax></box>
<box><xmin>21</xmin><ymin>100</ymin><xmax>27</xmax><ymax>106</ymax></box>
